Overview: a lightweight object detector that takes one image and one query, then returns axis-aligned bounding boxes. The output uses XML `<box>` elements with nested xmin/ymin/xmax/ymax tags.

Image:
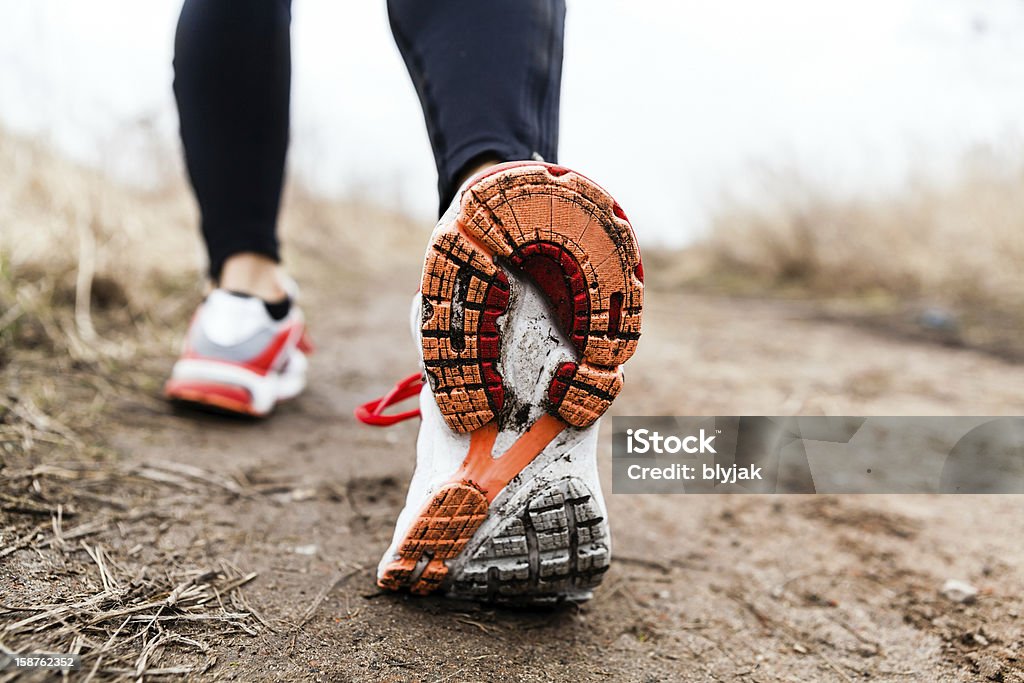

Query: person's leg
<box><xmin>173</xmin><ymin>0</ymin><xmax>293</xmax><ymax>300</ymax></box>
<box><xmin>387</xmin><ymin>0</ymin><xmax>566</xmax><ymax>214</ymax></box>
<box><xmin>167</xmin><ymin>0</ymin><xmax>309</xmax><ymax>417</ymax></box>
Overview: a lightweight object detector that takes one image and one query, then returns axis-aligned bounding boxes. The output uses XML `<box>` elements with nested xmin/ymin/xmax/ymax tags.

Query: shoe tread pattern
<box><xmin>421</xmin><ymin>162</ymin><xmax>643</xmax><ymax>432</ymax></box>
<box><xmin>448</xmin><ymin>478</ymin><xmax>610</xmax><ymax>604</ymax></box>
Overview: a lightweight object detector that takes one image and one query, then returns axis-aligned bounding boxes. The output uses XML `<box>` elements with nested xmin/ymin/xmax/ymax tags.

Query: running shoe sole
<box><xmin>378</xmin><ymin>162</ymin><xmax>643</xmax><ymax>602</ymax></box>
<box><xmin>165</xmin><ymin>353</ymin><xmax>307</xmax><ymax>418</ymax></box>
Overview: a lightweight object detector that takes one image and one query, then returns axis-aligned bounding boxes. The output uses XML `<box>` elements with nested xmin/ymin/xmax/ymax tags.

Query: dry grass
<box><xmin>668</xmin><ymin>150</ymin><xmax>1024</xmax><ymax>310</ymax></box>
<box><xmin>646</xmin><ymin>149</ymin><xmax>1024</xmax><ymax>360</ymax></box>
<box><xmin>0</xmin><ymin>458</ymin><xmax>279</xmax><ymax>680</ymax></box>
<box><xmin>0</xmin><ymin>128</ymin><xmax>420</xmax><ymax>368</ymax></box>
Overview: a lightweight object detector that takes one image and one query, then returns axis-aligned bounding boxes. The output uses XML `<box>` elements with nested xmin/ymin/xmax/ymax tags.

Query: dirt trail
<box><xmin>7</xmin><ymin>250</ymin><xmax>1024</xmax><ymax>682</ymax></box>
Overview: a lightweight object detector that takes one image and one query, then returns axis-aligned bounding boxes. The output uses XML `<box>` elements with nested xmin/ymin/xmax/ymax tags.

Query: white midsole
<box><xmin>169</xmin><ymin>353</ymin><xmax>307</xmax><ymax>415</ymax></box>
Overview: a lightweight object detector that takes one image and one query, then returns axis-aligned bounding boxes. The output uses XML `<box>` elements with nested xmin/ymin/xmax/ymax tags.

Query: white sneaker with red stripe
<box><xmin>358</xmin><ymin>161</ymin><xmax>644</xmax><ymax>604</ymax></box>
<box><xmin>165</xmin><ymin>289</ymin><xmax>311</xmax><ymax>417</ymax></box>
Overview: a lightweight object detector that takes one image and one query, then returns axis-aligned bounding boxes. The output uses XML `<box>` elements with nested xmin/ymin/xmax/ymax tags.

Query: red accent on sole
<box><xmin>509</xmin><ymin>242</ymin><xmax>590</xmax><ymax>355</ymax></box>
<box><xmin>607</xmin><ymin>292</ymin><xmax>624</xmax><ymax>339</ymax></box>
<box><xmin>547</xmin><ymin>361</ymin><xmax>577</xmax><ymax>405</ymax></box>
<box><xmin>164</xmin><ymin>379</ymin><xmax>258</xmax><ymax>416</ymax></box>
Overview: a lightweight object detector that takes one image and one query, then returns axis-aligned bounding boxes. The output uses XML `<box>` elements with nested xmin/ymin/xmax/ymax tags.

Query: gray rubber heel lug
<box><xmin>449</xmin><ymin>477</ymin><xmax>610</xmax><ymax>605</ymax></box>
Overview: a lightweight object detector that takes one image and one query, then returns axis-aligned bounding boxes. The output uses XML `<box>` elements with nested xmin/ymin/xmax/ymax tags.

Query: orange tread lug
<box><xmin>446</xmin><ymin>162</ymin><xmax>643</xmax><ymax>430</ymax></box>
<box><xmin>378</xmin><ymin>484</ymin><xmax>489</xmax><ymax>596</ymax></box>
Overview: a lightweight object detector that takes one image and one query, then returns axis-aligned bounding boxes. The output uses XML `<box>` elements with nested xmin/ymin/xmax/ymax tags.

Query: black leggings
<box><xmin>173</xmin><ymin>0</ymin><xmax>566</xmax><ymax>280</ymax></box>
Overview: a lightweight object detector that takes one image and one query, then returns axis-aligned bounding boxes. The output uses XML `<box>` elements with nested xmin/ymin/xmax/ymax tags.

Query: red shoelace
<box><xmin>354</xmin><ymin>372</ymin><xmax>424</xmax><ymax>426</ymax></box>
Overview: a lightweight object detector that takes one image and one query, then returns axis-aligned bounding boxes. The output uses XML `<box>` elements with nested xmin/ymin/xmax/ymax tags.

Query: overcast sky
<box><xmin>3</xmin><ymin>0</ymin><xmax>1024</xmax><ymax>245</ymax></box>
